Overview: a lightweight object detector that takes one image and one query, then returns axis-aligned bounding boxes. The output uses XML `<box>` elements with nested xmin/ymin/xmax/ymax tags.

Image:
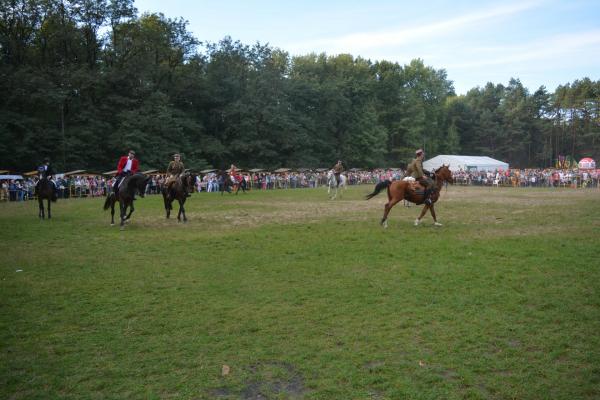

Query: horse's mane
<box><xmin>120</xmin><ymin>173</ymin><xmax>148</xmax><ymax>196</ymax></box>
<box><xmin>435</xmin><ymin>164</ymin><xmax>450</xmax><ymax>173</ymax></box>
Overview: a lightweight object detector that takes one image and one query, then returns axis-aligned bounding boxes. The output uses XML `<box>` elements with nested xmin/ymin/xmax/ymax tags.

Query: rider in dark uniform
<box><xmin>165</xmin><ymin>153</ymin><xmax>188</xmax><ymax>198</ymax></box>
<box><xmin>37</xmin><ymin>157</ymin><xmax>58</xmax><ymax>200</ymax></box>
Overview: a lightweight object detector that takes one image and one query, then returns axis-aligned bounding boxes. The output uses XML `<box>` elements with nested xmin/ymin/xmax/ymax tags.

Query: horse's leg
<box><xmin>415</xmin><ymin>204</ymin><xmax>429</xmax><ymax>226</ymax></box>
<box><xmin>163</xmin><ymin>191</ymin><xmax>171</xmax><ymax>218</ymax></box>
<box><xmin>47</xmin><ymin>198</ymin><xmax>51</xmax><ymax>219</ymax></box>
<box><xmin>429</xmin><ymin>204</ymin><xmax>442</xmax><ymax>226</ymax></box>
<box><xmin>126</xmin><ymin>202</ymin><xmax>135</xmax><ymax>220</ymax></box>
<box><xmin>38</xmin><ymin>197</ymin><xmax>44</xmax><ymax>219</ymax></box>
<box><xmin>120</xmin><ymin>201</ymin><xmax>127</xmax><ymax>228</ymax></box>
<box><xmin>110</xmin><ymin>200</ymin><xmax>115</xmax><ymax>225</ymax></box>
<box><xmin>381</xmin><ymin>193</ymin><xmax>402</xmax><ymax>228</ymax></box>
<box><xmin>177</xmin><ymin>198</ymin><xmax>187</xmax><ymax>222</ymax></box>
<box><xmin>177</xmin><ymin>198</ymin><xmax>182</xmax><ymax>222</ymax></box>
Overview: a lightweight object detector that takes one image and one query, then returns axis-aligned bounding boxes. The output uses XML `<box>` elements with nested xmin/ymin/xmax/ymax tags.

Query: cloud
<box><xmin>287</xmin><ymin>0</ymin><xmax>543</xmax><ymax>54</ymax></box>
<box><xmin>445</xmin><ymin>29</ymin><xmax>600</xmax><ymax>69</ymax></box>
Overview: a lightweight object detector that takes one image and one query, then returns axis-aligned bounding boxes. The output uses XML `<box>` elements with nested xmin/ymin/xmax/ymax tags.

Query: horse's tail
<box><xmin>365</xmin><ymin>180</ymin><xmax>391</xmax><ymax>200</ymax></box>
<box><xmin>103</xmin><ymin>193</ymin><xmax>114</xmax><ymax>210</ymax></box>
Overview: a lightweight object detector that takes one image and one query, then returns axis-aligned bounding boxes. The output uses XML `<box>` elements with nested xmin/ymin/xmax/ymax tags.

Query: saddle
<box><xmin>402</xmin><ymin>177</ymin><xmax>425</xmax><ymax>193</ymax></box>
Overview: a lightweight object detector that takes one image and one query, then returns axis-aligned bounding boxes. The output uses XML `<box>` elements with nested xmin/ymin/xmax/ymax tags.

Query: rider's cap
<box><xmin>128</xmin><ymin>150</ymin><xmax>136</xmax><ymax>155</ymax></box>
<box><xmin>174</xmin><ymin>153</ymin><xmax>181</xmax><ymax>157</ymax></box>
<box><xmin>416</xmin><ymin>149</ymin><xmax>424</xmax><ymax>155</ymax></box>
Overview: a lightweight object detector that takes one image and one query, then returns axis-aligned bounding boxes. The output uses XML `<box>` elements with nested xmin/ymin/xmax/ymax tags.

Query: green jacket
<box><xmin>406</xmin><ymin>158</ymin><xmax>424</xmax><ymax>179</ymax></box>
<box><xmin>167</xmin><ymin>160</ymin><xmax>185</xmax><ymax>176</ymax></box>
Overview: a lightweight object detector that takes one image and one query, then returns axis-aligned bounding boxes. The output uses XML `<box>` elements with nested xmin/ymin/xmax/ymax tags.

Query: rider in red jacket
<box><xmin>113</xmin><ymin>150</ymin><xmax>139</xmax><ymax>194</ymax></box>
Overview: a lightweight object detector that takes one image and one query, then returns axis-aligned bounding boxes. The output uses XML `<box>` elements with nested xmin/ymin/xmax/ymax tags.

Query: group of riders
<box><xmin>36</xmin><ymin>148</ymin><xmax>436</xmax><ymax>204</ymax></box>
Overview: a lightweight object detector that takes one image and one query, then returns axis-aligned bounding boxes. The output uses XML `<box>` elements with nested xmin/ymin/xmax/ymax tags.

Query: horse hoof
<box><xmin>414</xmin><ymin>219</ymin><xmax>420</xmax><ymax>226</ymax></box>
<box><xmin>434</xmin><ymin>222</ymin><xmax>443</xmax><ymax>227</ymax></box>
<box><xmin>111</xmin><ymin>223</ymin><xmax>115</xmax><ymax>226</ymax></box>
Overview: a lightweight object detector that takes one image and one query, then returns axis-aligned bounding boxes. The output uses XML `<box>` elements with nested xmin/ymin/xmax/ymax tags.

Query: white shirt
<box><xmin>124</xmin><ymin>158</ymin><xmax>132</xmax><ymax>172</ymax></box>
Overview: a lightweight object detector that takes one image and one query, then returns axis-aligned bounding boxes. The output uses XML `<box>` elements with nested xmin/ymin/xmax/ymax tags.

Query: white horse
<box><xmin>327</xmin><ymin>170</ymin><xmax>347</xmax><ymax>199</ymax></box>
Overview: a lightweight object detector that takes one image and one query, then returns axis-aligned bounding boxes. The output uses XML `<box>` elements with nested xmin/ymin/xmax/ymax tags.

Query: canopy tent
<box><xmin>200</xmin><ymin>169</ymin><xmax>216</xmax><ymax>174</ymax></box>
<box><xmin>0</xmin><ymin>175</ymin><xmax>23</xmax><ymax>180</ymax></box>
<box><xmin>63</xmin><ymin>170</ymin><xmax>87</xmax><ymax>176</ymax></box>
<box><xmin>142</xmin><ymin>169</ymin><xmax>163</xmax><ymax>175</ymax></box>
<box><xmin>273</xmin><ymin>168</ymin><xmax>290</xmax><ymax>173</ymax></box>
<box><xmin>579</xmin><ymin>158</ymin><xmax>596</xmax><ymax>170</ymax></box>
<box><xmin>315</xmin><ymin>168</ymin><xmax>328</xmax><ymax>172</ymax></box>
<box><xmin>423</xmin><ymin>155</ymin><xmax>508</xmax><ymax>172</ymax></box>
<box><xmin>0</xmin><ymin>170</ymin><xmax>9</xmax><ymax>174</ymax></box>
<box><xmin>23</xmin><ymin>170</ymin><xmax>38</xmax><ymax>176</ymax></box>
<box><xmin>248</xmin><ymin>168</ymin><xmax>264</xmax><ymax>173</ymax></box>
<box><xmin>103</xmin><ymin>170</ymin><xmax>118</xmax><ymax>176</ymax></box>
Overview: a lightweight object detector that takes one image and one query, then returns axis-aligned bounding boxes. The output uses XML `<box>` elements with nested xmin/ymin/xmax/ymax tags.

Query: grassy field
<box><xmin>1</xmin><ymin>185</ymin><xmax>599</xmax><ymax>399</ymax></box>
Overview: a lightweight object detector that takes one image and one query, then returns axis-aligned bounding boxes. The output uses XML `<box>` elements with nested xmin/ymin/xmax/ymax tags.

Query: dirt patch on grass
<box><xmin>135</xmin><ymin>199</ymin><xmax>382</xmax><ymax>230</ymax></box>
<box><xmin>212</xmin><ymin>361</ymin><xmax>308</xmax><ymax>399</ymax></box>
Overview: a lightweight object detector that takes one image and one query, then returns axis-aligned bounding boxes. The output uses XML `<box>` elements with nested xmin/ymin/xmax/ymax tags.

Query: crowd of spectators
<box><xmin>453</xmin><ymin>168</ymin><xmax>600</xmax><ymax>188</ymax></box>
<box><xmin>2</xmin><ymin>167</ymin><xmax>598</xmax><ymax>202</ymax></box>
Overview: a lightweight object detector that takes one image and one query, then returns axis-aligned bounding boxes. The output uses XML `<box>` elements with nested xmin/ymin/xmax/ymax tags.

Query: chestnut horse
<box><xmin>366</xmin><ymin>165</ymin><xmax>454</xmax><ymax>228</ymax></box>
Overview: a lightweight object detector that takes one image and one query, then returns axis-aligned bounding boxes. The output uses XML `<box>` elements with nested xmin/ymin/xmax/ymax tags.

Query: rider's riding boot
<box><xmin>423</xmin><ymin>189</ymin><xmax>432</xmax><ymax>205</ymax></box>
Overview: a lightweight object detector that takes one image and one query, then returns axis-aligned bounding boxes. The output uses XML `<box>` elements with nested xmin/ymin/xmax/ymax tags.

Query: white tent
<box><xmin>423</xmin><ymin>155</ymin><xmax>508</xmax><ymax>172</ymax></box>
<box><xmin>0</xmin><ymin>174</ymin><xmax>24</xmax><ymax>180</ymax></box>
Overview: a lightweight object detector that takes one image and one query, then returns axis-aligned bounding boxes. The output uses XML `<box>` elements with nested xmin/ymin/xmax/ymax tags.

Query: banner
<box><xmin>555</xmin><ymin>155</ymin><xmax>577</xmax><ymax>169</ymax></box>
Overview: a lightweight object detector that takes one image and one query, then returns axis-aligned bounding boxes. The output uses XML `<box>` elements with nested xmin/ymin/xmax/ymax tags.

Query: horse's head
<box><xmin>435</xmin><ymin>164</ymin><xmax>454</xmax><ymax>184</ymax></box>
<box><xmin>184</xmin><ymin>173</ymin><xmax>196</xmax><ymax>190</ymax></box>
<box><xmin>133</xmin><ymin>173</ymin><xmax>151</xmax><ymax>197</ymax></box>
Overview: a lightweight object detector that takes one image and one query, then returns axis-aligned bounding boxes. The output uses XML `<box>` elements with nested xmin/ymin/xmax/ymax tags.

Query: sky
<box><xmin>134</xmin><ymin>0</ymin><xmax>600</xmax><ymax>95</ymax></box>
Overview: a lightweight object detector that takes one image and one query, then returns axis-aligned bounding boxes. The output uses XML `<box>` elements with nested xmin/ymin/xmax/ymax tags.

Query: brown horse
<box><xmin>366</xmin><ymin>164</ymin><xmax>454</xmax><ymax>228</ymax></box>
<box><xmin>35</xmin><ymin>178</ymin><xmax>57</xmax><ymax>219</ymax></box>
<box><xmin>163</xmin><ymin>172</ymin><xmax>195</xmax><ymax>222</ymax></box>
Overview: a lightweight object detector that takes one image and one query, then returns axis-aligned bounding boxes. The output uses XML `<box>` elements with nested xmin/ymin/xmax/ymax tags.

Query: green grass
<box><xmin>1</xmin><ymin>186</ymin><xmax>599</xmax><ymax>399</ymax></box>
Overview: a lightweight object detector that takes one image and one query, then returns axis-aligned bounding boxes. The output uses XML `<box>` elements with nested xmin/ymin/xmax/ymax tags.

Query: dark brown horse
<box><xmin>35</xmin><ymin>178</ymin><xmax>57</xmax><ymax>219</ymax></box>
<box><xmin>103</xmin><ymin>173</ymin><xmax>150</xmax><ymax>229</ymax></box>
<box><xmin>162</xmin><ymin>172</ymin><xmax>195</xmax><ymax>222</ymax></box>
<box><xmin>366</xmin><ymin>164</ymin><xmax>454</xmax><ymax>228</ymax></box>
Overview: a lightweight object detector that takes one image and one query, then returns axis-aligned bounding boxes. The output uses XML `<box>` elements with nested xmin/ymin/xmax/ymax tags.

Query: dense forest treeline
<box><xmin>1</xmin><ymin>0</ymin><xmax>599</xmax><ymax>172</ymax></box>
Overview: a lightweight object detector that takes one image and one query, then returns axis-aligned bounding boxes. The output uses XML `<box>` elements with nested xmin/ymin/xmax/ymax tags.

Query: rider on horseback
<box><xmin>37</xmin><ymin>157</ymin><xmax>58</xmax><ymax>200</ymax></box>
<box><xmin>332</xmin><ymin>160</ymin><xmax>344</xmax><ymax>187</ymax></box>
<box><xmin>406</xmin><ymin>149</ymin><xmax>434</xmax><ymax>205</ymax></box>
<box><xmin>165</xmin><ymin>153</ymin><xmax>189</xmax><ymax>199</ymax></box>
<box><xmin>229</xmin><ymin>164</ymin><xmax>238</xmax><ymax>183</ymax></box>
<box><xmin>113</xmin><ymin>150</ymin><xmax>139</xmax><ymax>196</ymax></box>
